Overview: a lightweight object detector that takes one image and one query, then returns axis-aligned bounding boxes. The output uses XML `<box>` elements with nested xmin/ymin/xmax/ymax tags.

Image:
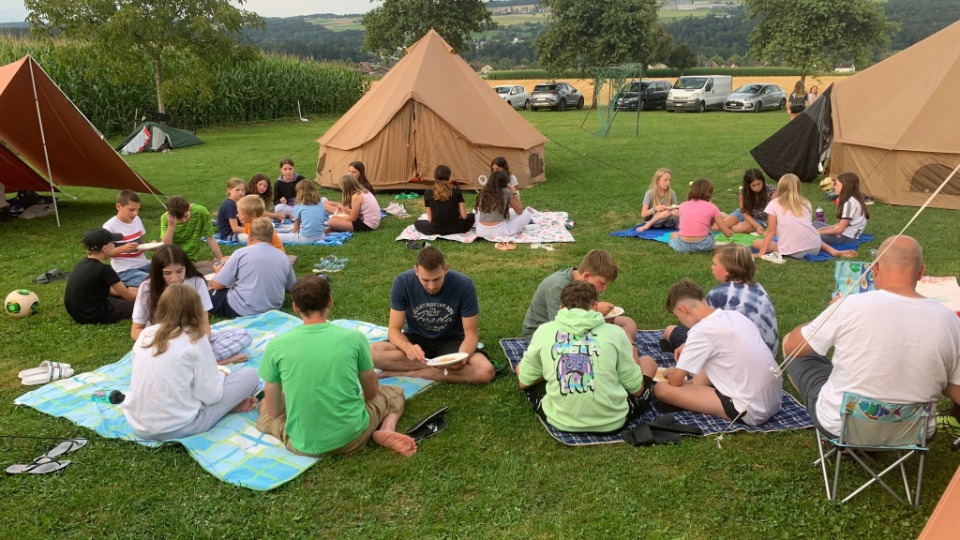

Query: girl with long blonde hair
<box><xmin>124</xmin><ymin>284</ymin><xmax>260</xmax><ymax>440</ymax></box>
<box><xmin>278</xmin><ymin>180</ymin><xmax>328</xmax><ymax>244</ymax></box>
<box><xmin>324</xmin><ymin>174</ymin><xmax>382</xmax><ymax>232</ymax></box>
<box><xmin>753</xmin><ymin>174</ymin><xmax>857</xmax><ymax>260</ymax></box>
<box><xmin>636</xmin><ymin>167</ymin><xmax>679</xmax><ymax>232</ymax></box>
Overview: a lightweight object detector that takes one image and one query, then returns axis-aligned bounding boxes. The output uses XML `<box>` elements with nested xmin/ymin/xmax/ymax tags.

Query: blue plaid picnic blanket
<box><xmin>214</xmin><ymin>231</ymin><xmax>353</xmax><ymax>247</ymax></box>
<box><xmin>14</xmin><ymin>312</ymin><xmax>433</xmax><ymax>491</ymax></box>
<box><xmin>501</xmin><ymin>330</ymin><xmax>813</xmax><ymax>446</ymax></box>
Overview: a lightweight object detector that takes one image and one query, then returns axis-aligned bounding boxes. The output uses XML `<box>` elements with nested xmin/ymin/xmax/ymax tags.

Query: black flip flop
<box><xmin>32</xmin><ymin>268</ymin><xmax>68</xmax><ymax>285</ymax></box>
<box><xmin>620</xmin><ymin>423</ymin><xmax>681</xmax><ymax>446</ymax></box>
<box><xmin>649</xmin><ymin>413</ymin><xmax>703</xmax><ymax>437</ymax></box>
<box><xmin>405</xmin><ymin>406</ymin><xmax>449</xmax><ymax>442</ymax></box>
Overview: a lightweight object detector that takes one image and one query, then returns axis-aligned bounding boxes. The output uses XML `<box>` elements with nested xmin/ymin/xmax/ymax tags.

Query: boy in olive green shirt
<box><xmin>257</xmin><ymin>275</ymin><xmax>416</xmax><ymax>457</ymax></box>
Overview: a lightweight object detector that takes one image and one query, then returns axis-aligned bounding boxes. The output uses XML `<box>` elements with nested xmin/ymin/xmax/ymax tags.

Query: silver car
<box><xmin>494</xmin><ymin>85</ymin><xmax>530</xmax><ymax>110</ymax></box>
<box><xmin>723</xmin><ymin>83</ymin><xmax>786</xmax><ymax>112</ymax></box>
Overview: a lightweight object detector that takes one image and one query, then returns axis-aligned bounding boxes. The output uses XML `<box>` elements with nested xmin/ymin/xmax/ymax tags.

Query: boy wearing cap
<box><xmin>64</xmin><ymin>228</ymin><xmax>138</xmax><ymax>324</ymax></box>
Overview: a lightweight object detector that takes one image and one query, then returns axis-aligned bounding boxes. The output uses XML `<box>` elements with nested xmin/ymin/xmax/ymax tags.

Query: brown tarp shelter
<box><xmin>830</xmin><ymin>20</ymin><xmax>960</xmax><ymax>209</ymax></box>
<box><xmin>0</xmin><ymin>55</ymin><xmax>160</xmax><ymax>224</ymax></box>
<box><xmin>1</xmin><ymin>142</ymin><xmax>50</xmax><ymax>192</ymax></box>
<box><xmin>316</xmin><ymin>30</ymin><xmax>548</xmax><ymax>191</ymax></box>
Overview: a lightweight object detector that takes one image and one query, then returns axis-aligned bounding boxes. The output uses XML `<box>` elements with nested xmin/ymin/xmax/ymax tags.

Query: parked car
<box><xmin>494</xmin><ymin>85</ymin><xmax>530</xmax><ymax>110</ymax></box>
<box><xmin>723</xmin><ymin>83</ymin><xmax>786</xmax><ymax>112</ymax></box>
<box><xmin>530</xmin><ymin>82</ymin><xmax>584</xmax><ymax>111</ymax></box>
<box><xmin>614</xmin><ymin>80</ymin><xmax>671</xmax><ymax>111</ymax></box>
<box><xmin>666</xmin><ymin>75</ymin><xmax>733</xmax><ymax>112</ymax></box>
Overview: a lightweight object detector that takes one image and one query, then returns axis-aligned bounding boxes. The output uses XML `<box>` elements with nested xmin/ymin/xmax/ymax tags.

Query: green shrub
<box><xmin>0</xmin><ymin>36</ymin><xmax>368</xmax><ymax>135</ymax></box>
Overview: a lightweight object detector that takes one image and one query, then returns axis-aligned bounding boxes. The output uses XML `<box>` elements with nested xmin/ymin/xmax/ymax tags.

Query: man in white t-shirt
<box><xmin>784</xmin><ymin>235</ymin><xmax>960</xmax><ymax>439</ymax></box>
<box><xmin>654</xmin><ymin>279</ymin><xmax>782</xmax><ymax>425</ymax></box>
<box><xmin>103</xmin><ymin>190</ymin><xmax>152</xmax><ymax>287</ymax></box>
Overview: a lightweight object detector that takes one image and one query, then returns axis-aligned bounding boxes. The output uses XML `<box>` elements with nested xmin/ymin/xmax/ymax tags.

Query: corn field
<box><xmin>0</xmin><ymin>36</ymin><xmax>369</xmax><ymax>136</ymax></box>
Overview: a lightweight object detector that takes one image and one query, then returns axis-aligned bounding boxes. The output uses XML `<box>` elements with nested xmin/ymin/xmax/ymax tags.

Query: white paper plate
<box><xmin>138</xmin><ymin>241</ymin><xmax>165</xmax><ymax>250</ymax></box>
<box><xmin>426</xmin><ymin>352</ymin><xmax>469</xmax><ymax>367</ymax></box>
<box><xmin>604</xmin><ymin>306</ymin><xmax>625</xmax><ymax>319</ymax></box>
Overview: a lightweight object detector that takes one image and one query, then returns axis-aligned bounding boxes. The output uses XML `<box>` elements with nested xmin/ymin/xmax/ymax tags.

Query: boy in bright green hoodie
<box><xmin>517</xmin><ymin>281</ymin><xmax>658</xmax><ymax>434</ymax></box>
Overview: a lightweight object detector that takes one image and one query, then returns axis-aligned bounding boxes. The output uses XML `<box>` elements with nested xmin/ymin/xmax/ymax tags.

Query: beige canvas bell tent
<box><xmin>830</xmin><ymin>19</ymin><xmax>960</xmax><ymax>209</ymax></box>
<box><xmin>316</xmin><ymin>29</ymin><xmax>548</xmax><ymax>191</ymax></box>
<box><xmin>0</xmin><ymin>56</ymin><xmax>160</xmax><ymax>225</ymax></box>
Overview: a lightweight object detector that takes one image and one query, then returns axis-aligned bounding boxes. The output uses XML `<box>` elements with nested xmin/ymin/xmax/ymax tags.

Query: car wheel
<box><xmin>576</xmin><ymin>97</ymin><xmax>584</xmax><ymax>109</ymax></box>
<box><xmin>754</xmin><ymin>101</ymin><xmax>762</xmax><ymax>113</ymax></box>
<box><xmin>524</xmin><ymin>99</ymin><xmax>530</xmax><ymax>110</ymax></box>
<box><xmin>557</xmin><ymin>99</ymin><xmax>565</xmax><ymax>112</ymax></box>
<box><xmin>779</xmin><ymin>98</ymin><xmax>786</xmax><ymax>110</ymax></box>
<box><xmin>697</xmin><ymin>100</ymin><xmax>705</xmax><ymax>113</ymax></box>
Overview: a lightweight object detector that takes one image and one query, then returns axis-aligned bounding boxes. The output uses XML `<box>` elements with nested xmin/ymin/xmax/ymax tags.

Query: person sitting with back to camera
<box><xmin>654</xmin><ymin>279</ymin><xmax>782</xmax><ymax>425</ymax></box>
<box><xmin>474</xmin><ymin>170</ymin><xmax>531</xmax><ymax>240</ymax></box>
<box><xmin>256</xmin><ymin>275</ymin><xmax>417</xmax><ymax>457</ymax></box>
<box><xmin>209</xmin><ymin>218</ymin><xmax>296</xmax><ymax>319</ymax></box>
<box><xmin>276</xmin><ymin>180</ymin><xmax>327</xmax><ymax>245</ymax></box>
<box><xmin>414</xmin><ymin>164</ymin><xmax>475</xmax><ymax>236</ymax></box>
<box><xmin>323</xmin><ymin>174</ymin><xmax>382</xmax><ymax>233</ymax></box>
<box><xmin>517</xmin><ymin>281</ymin><xmax>657</xmax><ymax>434</ymax></box>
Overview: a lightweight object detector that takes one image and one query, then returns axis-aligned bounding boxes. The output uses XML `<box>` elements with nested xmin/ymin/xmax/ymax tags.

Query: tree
<box><xmin>534</xmin><ymin>0</ymin><xmax>669</xmax><ymax>74</ymax></box>
<box><xmin>742</xmin><ymin>0</ymin><xmax>897</xmax><ymax>80</ymax></box>
<box><xmin>361</xmin><ymin>0</ymin><xmax>494</xmax><ymax>57</ymax></box>
<box><xmin>25</xmin><ymin>0</ymin><xmax>264</xmax><ymax>113</ymax></box>
<box><xmin>667</xmin><ymin>43</ymin><xmax>697</xmax><ymax>75</ymax></box>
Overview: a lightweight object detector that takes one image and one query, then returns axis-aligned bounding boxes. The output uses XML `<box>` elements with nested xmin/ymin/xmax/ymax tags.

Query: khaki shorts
<box><xmin>256</xmin><ymin>385</ymin><xmax>406</xmax><ymax>456</ymax></box>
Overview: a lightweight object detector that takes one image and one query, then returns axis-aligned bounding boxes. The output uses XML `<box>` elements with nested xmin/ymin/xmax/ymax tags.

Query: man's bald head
<box><xmin>875</xmin><ymin>235</ymin><xmax>924</xmax><ymax>291</ymax></box>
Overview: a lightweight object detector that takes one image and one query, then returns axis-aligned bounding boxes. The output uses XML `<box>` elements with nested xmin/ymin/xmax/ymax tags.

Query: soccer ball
<box><xmin>5</xmin><ymin>289</ymin><xmax>39</xmax><ymax>317</ymax></box>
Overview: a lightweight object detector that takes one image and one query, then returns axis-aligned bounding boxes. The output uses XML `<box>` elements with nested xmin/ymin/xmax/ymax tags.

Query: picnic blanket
<box><xmin>396</xmin><ymin>208</ymin><xmax>574</xmax><ymax>244</ymax></box>
<box><xmin>500</xmin><ymin>331</ymin><xmax>813</xmax><ymax>446</ymax></box>
<box><xmin>214</xmin><ymin>231</ymin><xmax>353</xmax><ymax>247</ymax></box>
<box><xmin>611</xmin><ymin>225</ymin><xmax>874</xmax><ymax>262</ymax></box>
<box><xmin>14</xmin><ymin>312</ymin><xmax>434</xmax><ymax>491</ymax></box>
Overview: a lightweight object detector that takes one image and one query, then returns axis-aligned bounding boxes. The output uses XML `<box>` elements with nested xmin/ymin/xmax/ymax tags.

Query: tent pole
<box><xmin>27</xmin><ymin>56</ymin><xmax>60</xmax><ymax>228</ymax></box>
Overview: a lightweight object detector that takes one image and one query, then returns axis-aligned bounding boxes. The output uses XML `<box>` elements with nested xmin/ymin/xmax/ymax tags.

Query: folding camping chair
<box><xmin>814</xmin><ymin>392</ymin><xmax>931</xmax><ymax>506</ymax></box>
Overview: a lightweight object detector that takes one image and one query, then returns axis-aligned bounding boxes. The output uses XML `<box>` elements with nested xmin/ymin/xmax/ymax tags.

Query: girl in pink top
<box><xmin>669</xmin><ymin>178</ymin><xmax>733</xmax><ymax>253</ymax></box>
<box><xmin>753</xmin><ymin>174</ymin><xmax>857</xmax><ymax>260</ymax></box>
<box><xmin>324</xmin><ymin>174</ymin><xmax>382</xmax><ymax>232</ymax></box>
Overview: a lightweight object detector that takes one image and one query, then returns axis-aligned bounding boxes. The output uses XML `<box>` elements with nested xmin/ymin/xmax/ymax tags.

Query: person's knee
<box><xmin>233</xmin><ymin>367</ymin><xmax>260</xmax><ymax>393</ymax></box>
<box><xmin>473</xmin><ymin>356</ymin><xmax>496</xmax><ymax>384</ymax></box>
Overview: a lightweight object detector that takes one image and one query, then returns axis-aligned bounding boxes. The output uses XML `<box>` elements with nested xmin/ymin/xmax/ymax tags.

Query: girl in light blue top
<box><xmin>278</xmin><ymin>181</ymin><xmax>327</xmax><ymax>244</ymax></box>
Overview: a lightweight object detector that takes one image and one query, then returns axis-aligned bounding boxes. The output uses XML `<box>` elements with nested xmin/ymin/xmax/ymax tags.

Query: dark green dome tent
<box><xmin>117</xmin><ymin>122</ymin><xmax>204</xmax><ymax>154</ymax></box>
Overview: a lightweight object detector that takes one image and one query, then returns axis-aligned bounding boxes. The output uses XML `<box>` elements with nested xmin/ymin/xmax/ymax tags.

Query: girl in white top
<box><xmin>815</xmin><ymin>171</ymin><xmax>869</xmax><ymax>242</ymax></box>
<box><xmin>753</xmin><ymin>174</ymin><xmax>857</xmax><ymax>260</ymax></box>
<box><xmin>324</xmin><ymin>174</ymin><xmax>382</xmax><ymax>232</ymax></box>
<box><xmin>131</xmin><ymin>244</ymin><xmax>251</xmax><ymax>364</ymax></box>
<box><xmin>124</xmin><ymin>284</ymin><xmax>259</xmax><ymax>440</ymax></box>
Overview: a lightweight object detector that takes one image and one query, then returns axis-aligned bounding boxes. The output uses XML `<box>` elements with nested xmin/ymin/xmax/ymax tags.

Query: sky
<box><xmin>0</xmin><ymin>1</ymin><xmax>381</xmax><ymax>24</ymax></box>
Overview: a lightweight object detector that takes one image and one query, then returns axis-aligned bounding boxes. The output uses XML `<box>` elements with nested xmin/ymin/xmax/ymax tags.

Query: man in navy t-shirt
<box><xmin>371</xmin><ymin>246</ymin><xmax>495</xmax><ymax>384</ymax></box>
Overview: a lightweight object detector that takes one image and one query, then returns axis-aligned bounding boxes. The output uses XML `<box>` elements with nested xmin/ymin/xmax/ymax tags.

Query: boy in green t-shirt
<box><xmin>159</xmin><ymin>195</ymin><xmax>225</xmax><ymax>263</ymax></box>
<box><xmin>257</xmin><ymin>275</ymin><xmax>417</xmax><ymax>457</ymax></box>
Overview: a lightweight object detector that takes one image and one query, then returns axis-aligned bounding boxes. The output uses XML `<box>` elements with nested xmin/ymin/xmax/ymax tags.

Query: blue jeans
<box><xmin>669</xmin><ymin>235</ymin><xmax>715</xmax><ymax>253</ymax></box>
<box><xmin>118</xmin><ymin>264</ymin><xmax>152</xmax><ymax>287</ymax></box>
<box><xmin>729</xmin><ymin>208</ymin><xmax>766</xmax><ymax>228</ymax></box>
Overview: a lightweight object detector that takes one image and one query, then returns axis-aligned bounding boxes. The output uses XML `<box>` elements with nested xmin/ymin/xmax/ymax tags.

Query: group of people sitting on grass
<box><xmin>58</xmin><ymin>155</ymin><xmax>960</xmax><ymax>457</ymax></box>
<box><xmin>637</xmin><ymin>167</ymin><xmax>867</xmax><ymax>260</ymax></box>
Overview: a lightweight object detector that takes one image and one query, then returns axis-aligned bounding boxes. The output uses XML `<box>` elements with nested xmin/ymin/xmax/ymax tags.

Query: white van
<box><xmin>666</xmin><ymin>75</ymin><xmax>733</xmax><ymax>112</ymax></box>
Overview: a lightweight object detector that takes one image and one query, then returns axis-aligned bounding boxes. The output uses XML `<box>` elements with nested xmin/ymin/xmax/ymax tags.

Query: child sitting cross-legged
<box><xmin>653</xmin><ymin>279</ymin><xmax>782</xmax><ymax>425</ymax></box>
<box><xmin>517</xmin><ymin>281</ymin><xmax>657</xmax><ymax>434</ymax></box>
<box><xmin>668</xmin><ymin>178</ymin><xmax>733</xmax><ymax>253</ymax></box>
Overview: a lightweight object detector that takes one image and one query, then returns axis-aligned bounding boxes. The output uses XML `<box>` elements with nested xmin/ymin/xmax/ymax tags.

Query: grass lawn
<box><xmin>2</xmin><ymin>107</ymin><xmax>959</xmax><ymax>538</ymax></box>
<box><xmin>307</xmin><ymin>17</ymin><xmax>365</xmax><ymax>32</ymax></box>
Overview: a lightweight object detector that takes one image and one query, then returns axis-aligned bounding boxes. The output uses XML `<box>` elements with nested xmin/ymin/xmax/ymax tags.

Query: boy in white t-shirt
<box><xmin>103</xmin><ymin>190</ymin><xmax>152</xmax><ymax>287</ymax></box>
<box><xmin>654</xmin><ymin>279</ymin><xmax>782</xmax><ymax>425</ymax></box>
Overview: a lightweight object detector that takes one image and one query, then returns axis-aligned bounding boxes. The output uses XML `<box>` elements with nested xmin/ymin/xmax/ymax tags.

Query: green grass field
<box><xmin>307</xmin><ymin>16</ymin><xmax>365</xmax><ymax>31</ymax></box>
<box><xmin>2</xmin><ymin>108</ymin><xmax>958</xmax><ymax>538</ymax></box>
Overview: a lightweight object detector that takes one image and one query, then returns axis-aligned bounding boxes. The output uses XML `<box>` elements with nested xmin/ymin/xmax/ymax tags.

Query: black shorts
<box><xmin>790</xmin><ymin>104</ymin><xmax>805</xmax><ymax>114</ymax></box>
<box><xmin>352</xmin><ymin>218</ymin><xmax>373</xmax><ymax>232</ymax></box>
<box><xmin>715</xmin><ymin>389</ymin><xmax>747</xmax><ymax>424</ymax></box>
<box><xmin>209</xmin><ymin>288</ymin><xmax>241</xmax><ymax>319</ymax></box>
<box><xmin>405</xmin><ymin>333</ymin><xmax>465</xmax><ymax>359</ymax></box>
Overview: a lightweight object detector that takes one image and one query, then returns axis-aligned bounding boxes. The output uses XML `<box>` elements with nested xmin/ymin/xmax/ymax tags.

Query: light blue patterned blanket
<box><xmin>14</xmin><ymin>311</ymin><xmax>433</xmax><ymax>491</ymax></box>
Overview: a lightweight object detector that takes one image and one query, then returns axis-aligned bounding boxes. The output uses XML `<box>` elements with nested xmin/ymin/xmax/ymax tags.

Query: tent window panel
<box><xmin>529</xmin><ymin>153</ymin><xmax>544</xmax><ymax>177</ymax></box>
<box><xmin>910</xmin><ymin>163</ymin><xmax>960</xmax><ymax>196</ymax></box>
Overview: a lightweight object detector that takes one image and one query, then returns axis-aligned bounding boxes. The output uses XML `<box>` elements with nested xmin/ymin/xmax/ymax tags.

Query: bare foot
<box><xmin>373</xmin><ymin>430</ymin><xmax>417</xmax><ymax>456</ymax></box>
<box><xmin>635</xmin><ymin>224</ymin><xmax>649</xmax><ymax>233</ymax></box>
<box><xmin>218</xmin><ymin>353</ymin><xmax>249</xmax><ymax>366</ymax></box>
<box><xmin>231</xmin><ymin>397</ymin><xmax>257</xmax><ymax>413</ymax></box>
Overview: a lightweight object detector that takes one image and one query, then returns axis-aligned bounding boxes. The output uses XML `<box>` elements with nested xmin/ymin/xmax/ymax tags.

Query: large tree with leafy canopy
<box><xmin>742</xmin><ymin>0</ymin><xmax>896</xmax><ymax>80</ymax></box>
<box><xmin>25</xmin><ymin>0</ymin><xmax>264</xmax><ymax>113</ymax></box>
<box><xmin>534</xmin><ymin>0</ymin><xmax>670</xmax><ymax>74</ymax></box>
<box><xmin>361</xmin><ymin>0</ymin><xmax>494</xmax><ymax>57</ymax></box>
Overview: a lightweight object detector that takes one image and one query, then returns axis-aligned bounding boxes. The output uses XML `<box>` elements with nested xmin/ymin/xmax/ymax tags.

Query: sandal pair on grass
<box><xmin>18</xmin><ymin>360</ymin><xmax>74</xmax><ymax>386</ymax></box>
<box><xmin>312</xmin><ymin>255</ymin><xmax>349</xmax><ymax>274</ymax></box>
<box><xmin>5</xmin><ymin>438</ymin><xmax>87</xmax><ymax>475</ymax></box>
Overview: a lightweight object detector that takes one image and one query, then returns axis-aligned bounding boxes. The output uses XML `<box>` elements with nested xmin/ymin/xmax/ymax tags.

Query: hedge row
<box><xmin>0</xmin><ymin>36</ymin><xmax>368</xmax><ymax>136</ymax></box>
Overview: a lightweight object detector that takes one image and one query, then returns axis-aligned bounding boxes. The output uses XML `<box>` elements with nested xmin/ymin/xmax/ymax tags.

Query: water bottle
<box><xmin>91</xmin><ymin>390</ymin><xmax>125</xmax><ymax>404</ymax></box>
<box><xmin>815</xmin><ymin>206</ymin><xmax>824</xmax><ymax>222</ymax></box>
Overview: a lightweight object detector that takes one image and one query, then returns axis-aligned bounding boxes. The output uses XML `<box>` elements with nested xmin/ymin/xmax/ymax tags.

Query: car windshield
<box><xmin>494</xmin><ymin>86</ymin><xmax>510</xmax><ymax>95</ymax></box>
<box><xmin>533</xmin><ymin>84</ymin><xmax>555</xmax><ymax>92</ymax></box>
<box><xmin>674</xmin><ymin>77</ymin><xmax>707</xmax><ymax>90</ymax></box>
<box><xmin>734</xmin><ymin>84</ymin><xmax>763</xmax><ymax>95</ymax></box>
